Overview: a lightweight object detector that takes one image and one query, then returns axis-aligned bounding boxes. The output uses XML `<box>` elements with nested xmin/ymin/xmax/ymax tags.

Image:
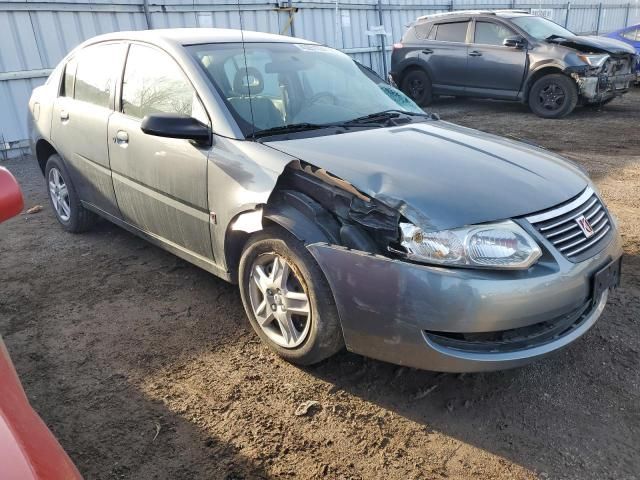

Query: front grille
<box><xmin>526</xmin><ymin>187</ymin><xmax>612</xmax><ymax>262</ymax></box>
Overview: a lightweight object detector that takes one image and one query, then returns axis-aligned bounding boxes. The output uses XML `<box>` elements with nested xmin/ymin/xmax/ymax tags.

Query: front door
<box><xmin>50</xmin><ymin>43</ymin><xmax>127</xmax><ymax>217</ymax></box>
<box><xmin>465</xmin><ymin>20</ymin><xmax>527</xmax><ymax>99</ymax></box>
<box><xmin>107</xmin><ymin>43</ymin><xmax>214</xmax><ymax>261</ymax></box>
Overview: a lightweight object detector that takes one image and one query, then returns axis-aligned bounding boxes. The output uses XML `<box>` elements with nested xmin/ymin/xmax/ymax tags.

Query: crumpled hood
<box><xmin>548</xmin><ymin>35</ymin><xmax>636</xmax><ymax>55</ymax></box>
<box><xmin>266</xmin><ymin>121</ymin><xmax>589</xmax><ymax>231</ymax></box>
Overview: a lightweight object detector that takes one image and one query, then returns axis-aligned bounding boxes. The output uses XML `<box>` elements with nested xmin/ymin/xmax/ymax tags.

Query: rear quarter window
<box><xmin>413</xmin><ymin>22</ymin><xmax>432</xmax><ymax>40</ymax></box>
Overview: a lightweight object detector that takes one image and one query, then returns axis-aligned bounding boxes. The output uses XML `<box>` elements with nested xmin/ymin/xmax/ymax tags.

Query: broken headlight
<box><xmin>577</xmin><ymin>54</ymin><xmax>609</xmax><ymax>68</ymax></box>
<box><xmin>398</xmin><ymin>220</ymin><xmax>541</xmax><ymax>269</ymax></box>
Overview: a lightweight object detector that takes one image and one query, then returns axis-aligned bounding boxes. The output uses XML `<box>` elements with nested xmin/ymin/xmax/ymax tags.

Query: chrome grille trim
<box><xmin>539</xmin><ymin>197</ymin><xmax>598</xmax><ymax>231</ymax></box>
<box><xmin>564</xmin><ymin>225</ymin><xmax>611</xmax><ymax>257</ymax></box>
<box><xmin>527</xmin><ymin>187</ymin><xmax>594</xmax><ymax>224</ymax></box>
<box><xmin>526</xmin><ymin>187</ymin><xmax>612</xmax><ymax>261</ymax></box>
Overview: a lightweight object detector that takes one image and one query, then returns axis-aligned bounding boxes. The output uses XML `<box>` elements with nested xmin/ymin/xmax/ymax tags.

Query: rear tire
<box><xmin>401</xmin><ymin>68</ymin><xmax>433</xmax><ymax>106</ymax></box>
<box><xmin>528</xmin><ymin>74</ymin><xmax>578</xmax><ymax>119</ymax></box>
<box><xmin>44</xmin><ymin>154</ymin><xmax>97</xmax><ymax>233</ymax></box>
<box><xmin>238</xmin><ymin>226</ymin><xmax>344</xmax><ymax>366</ymax></box>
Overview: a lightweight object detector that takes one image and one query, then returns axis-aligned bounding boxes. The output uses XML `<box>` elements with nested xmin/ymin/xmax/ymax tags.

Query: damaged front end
<box><xmin>264</xmin><ymin>161</ymin><xmax>401</xmax><ymax>254</ymax></box>
<box><xmin>566</xmin><ymin>51</ymin><xmax>637</xmax><ymax>103</ymax></box>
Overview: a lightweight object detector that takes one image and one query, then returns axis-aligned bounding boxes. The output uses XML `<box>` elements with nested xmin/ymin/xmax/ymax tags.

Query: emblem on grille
<box><xmin>575</xmin><ymin>215</ymin><xmax>595</xmax><ymax>238</ymax></box>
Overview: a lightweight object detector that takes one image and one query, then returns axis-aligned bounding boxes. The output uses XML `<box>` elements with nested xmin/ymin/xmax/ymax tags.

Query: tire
<box><xmin>400</xmin><ymin>68</ymin><xmax>433</xmax><ymax>107</ymax></box>
<box><xmin>528</xmin><ymin>74</ymin><xmax>578</xmax><ymax>119</ymax></box>
<box><xmin>44</xmin><ymin>154</ymin><xmax>97</xmax><ymax>233</ymax></box>
<box><xmin>238</xmin><ymin>226</ymin><xmax>344</xmax><ymax>366</ymax></box>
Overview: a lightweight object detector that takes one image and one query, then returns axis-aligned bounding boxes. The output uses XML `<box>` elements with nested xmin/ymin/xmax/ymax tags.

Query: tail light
<box><xmin>393</xmin><ymin>43</ymin><xmax>403</xmax><ymax>49</ymax></box>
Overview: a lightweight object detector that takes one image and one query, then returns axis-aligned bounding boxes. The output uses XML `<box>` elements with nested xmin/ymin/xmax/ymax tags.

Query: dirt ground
<box><xmin>1</xmin><ymin>89</ymin><xmax>639</xmax><ymax>480</ymax></box>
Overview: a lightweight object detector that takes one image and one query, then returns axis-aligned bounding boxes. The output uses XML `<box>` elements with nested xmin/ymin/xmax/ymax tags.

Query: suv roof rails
<box><xmin>415</xmin><ymin>9</ymin><xmax>529</xmax><ymax>21</ymax></box>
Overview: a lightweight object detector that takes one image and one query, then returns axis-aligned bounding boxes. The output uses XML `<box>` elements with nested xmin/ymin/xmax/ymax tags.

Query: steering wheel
<box><xmin>303</xmin><ymin>92</ymin><xmax>339</xmax><ymax>108</ymax></box>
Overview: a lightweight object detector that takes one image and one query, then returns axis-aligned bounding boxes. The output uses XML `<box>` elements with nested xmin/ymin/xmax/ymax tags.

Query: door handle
<box><xmin>469</xmin><ymin>50</ymin><xmax>483</xmax><ymax>57</ymax></box>
<box><xmin>421</xmin><ymin>48</ymin><xmax>433</xmax><ymax>54</ymax></box>
<box><xmin>114</xmin><ymin>130</ymin><xmax>129</xmax><ymax>145</ymax></box>
<box><xmin>60</xmin><ymin>110</ymin><xmax>69</xmax><ymax>121</ymax></box>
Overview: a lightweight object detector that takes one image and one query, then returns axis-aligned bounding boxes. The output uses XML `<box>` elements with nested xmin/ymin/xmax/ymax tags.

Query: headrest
<box><xmin>233</xmin><ymin>66</ymin><xmax>264</xmax><ymax>95</ymax></box>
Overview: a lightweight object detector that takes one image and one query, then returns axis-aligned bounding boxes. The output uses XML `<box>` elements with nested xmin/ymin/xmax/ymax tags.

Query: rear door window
<box><xmin>74</xmin><ymin>43</ymin><xmax>125</xmax><ymax>108</ymax></box>
<box><xmin>474</xmin><ymin>21</ymin><xmax>516</xmax><ymax>46</ymax></box>
<box><xmin>434</xmin><ymin>21</ymin><xmax>469</xmax><ymax>42</ymax></box>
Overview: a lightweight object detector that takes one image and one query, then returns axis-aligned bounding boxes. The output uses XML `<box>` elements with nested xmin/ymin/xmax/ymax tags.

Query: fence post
<box><xmin>623</xmin><ymin>2</ymin><xmax>630</xmax><ymax>27</ymax></box>
<box><xmin>595</xmin><ymin>2</ymin><xmax>602</xmax><ymax>34</ymax></box>
<box><xmin>289</xmin><ymin>0</ymin><xmax>296</xmax><ymax>36</ymax></box>
<box><xmin>142</xmin><ymin>0</ymin><xmax>152</xmax><ymax>29</ymax></box>
<box><xmin>564</xmin><ymin>2</ymin><xmax>571</xmax><ymax>28</ymax></box>
<box><xmin>377</xmin><ymin>0</ymin><xmax>388</xmax><ymax>80</ymax></box>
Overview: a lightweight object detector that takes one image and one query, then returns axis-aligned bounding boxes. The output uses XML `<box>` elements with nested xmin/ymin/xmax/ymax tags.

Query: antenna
<box><xmin>237</xmin><ymin>0</ymin><xmax>256</xmax><ymax>137</ymax></box>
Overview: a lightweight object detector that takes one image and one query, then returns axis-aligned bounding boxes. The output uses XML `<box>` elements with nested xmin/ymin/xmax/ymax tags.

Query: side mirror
<box><xmin>141</xmin><ymin>113</ymin><xmax>211</xmax><ymax>146</ymax></box>
<box><xmin>503</xmin><ymin>36</ymin><xmax>526</xmax><ymax>49</ymax></box>
<box><xmin>0</xmin><ymin>167</ymin><xmax>24</xmax><ymax>223</ymax></box>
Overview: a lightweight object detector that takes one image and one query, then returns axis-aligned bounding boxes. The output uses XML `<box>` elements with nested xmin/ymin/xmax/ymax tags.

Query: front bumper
<box><xmin>575</xmin><ymin>72</ymin><xmax>636</xmax><ymax>102</ymax></box>
<box><xmin>307</xmin><ymin>229</ymin><xmax>622</xmax><ymax>372</ymax></box>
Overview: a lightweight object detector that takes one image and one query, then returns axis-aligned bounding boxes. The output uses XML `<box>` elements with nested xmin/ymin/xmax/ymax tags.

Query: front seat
<box><xmin>228</xmin><ymin>67</ymin><xmax>283</xmax><ymax>131</ymax></box>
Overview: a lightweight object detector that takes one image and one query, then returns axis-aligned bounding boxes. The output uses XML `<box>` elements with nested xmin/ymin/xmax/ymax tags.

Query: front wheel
<box><xmin>528</xmin><ymin>74</ymin><xmax>578</xmax><ymax>119</ymax></box>
<box><xmin>238</xmin><ymin>227</ymin><xmax>344</xmax><ymax>366</ymax></box>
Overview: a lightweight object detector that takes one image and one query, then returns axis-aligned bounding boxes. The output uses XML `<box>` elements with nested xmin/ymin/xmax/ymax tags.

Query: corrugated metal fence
<box><xmin>1</xmin><ymin>0</ymin><xmax>639</xmax><ymax>157</ymax></box>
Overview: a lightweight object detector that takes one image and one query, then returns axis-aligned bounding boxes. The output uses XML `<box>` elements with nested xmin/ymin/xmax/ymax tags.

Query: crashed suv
<box><xmin>29</xmin><ymin>29</ymin><xmax>622</xmax><ymax>372</ymax></box>
<box><xmin>391</xmin><ymin>10</ymin><xmax>638</xmax><ymax>118</ymax></box>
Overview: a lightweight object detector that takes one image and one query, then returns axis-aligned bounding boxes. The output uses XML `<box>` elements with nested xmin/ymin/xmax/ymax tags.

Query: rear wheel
<box><xmin>45</xmin><ymin>154</ymin><xmax>97</xmax><ymax>232</ymax></box>
<box><xmin>400</xmin><ymin>68</ymin><xmax>433</xmax><ymax>106</ymax></box>
<box><xmin>528</xmin><ymin>74</ymin><xmax>578</xmax><ymax>119</ymax></box>
<box><xmin>238</xmin><ymin>227</ymin><xmax>344</xmax><ymax>365</ymax></box>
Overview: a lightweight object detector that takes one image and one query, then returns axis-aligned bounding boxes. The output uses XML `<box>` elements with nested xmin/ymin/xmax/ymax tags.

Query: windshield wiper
<box><xmin>545</xmin><ymin>34</ymin><xmax>567</xmax><ymax>41</ymax></box>
<box><xmin>248</xmin><ymin>123</ymin><xmax>333</xmax><ymax>139</ymax></box>
<box><xmin>342</xmin><ymin>109</ymin><xmax>430</xmax><ymax>125</ymax></box>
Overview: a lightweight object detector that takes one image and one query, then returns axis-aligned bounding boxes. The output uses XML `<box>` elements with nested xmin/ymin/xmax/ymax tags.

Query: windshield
<box><xmin>188</xmin><ymin>42</ymin><xmax>423</xmax><ymax>138</ymax></box>
<box><xmin>511</xmin><ymin>16</ymin><xmax>575</xmax><ymax>40</ymax></box>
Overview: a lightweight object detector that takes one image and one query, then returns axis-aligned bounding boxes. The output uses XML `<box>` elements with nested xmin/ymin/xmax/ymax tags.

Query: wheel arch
<box><xmin>223</xmin><ymin>198</ymin><xmax>336</xmax><ymax>284</ymax></box>
<box><xmin>524</xmin><ymin>65</ymin><xmax>571</xmax><ymax>101</ymax></box>
<box><xmin>34</xmin><ymin>139</ymin><xmax>58</xmax><ymax>175</ymax></box>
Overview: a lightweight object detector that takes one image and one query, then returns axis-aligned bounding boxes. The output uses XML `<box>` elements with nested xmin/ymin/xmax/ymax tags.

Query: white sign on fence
<box><xmin>530</xmin><ymin>8</ymin><xmax>554</xmax><ymax>19</ymax></box>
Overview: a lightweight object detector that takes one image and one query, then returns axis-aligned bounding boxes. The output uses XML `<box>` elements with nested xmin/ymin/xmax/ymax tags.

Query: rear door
<box><xmin>422</xmin><ymin>20</ymin><xmax>470</xmax><ymax>94</ymax></box>
<box><xmin>465</xmin><ymin>19</ymin><xmax>527</xmax><ymax>98</ymax></box>
<box><xmin>50</xmin><ymin>43</ymin><xmax>127</xmax><ymax>217</ymax></box>
<box><xmin>107</xmin><ymin>43</ymin><xmax>214</xmax><ymax>261</ymax></box>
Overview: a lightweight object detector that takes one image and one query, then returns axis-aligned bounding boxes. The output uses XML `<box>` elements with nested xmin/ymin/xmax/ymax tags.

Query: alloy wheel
<box><xmin>248</xmin><ymin>253</ymin><xmax>311</xmax><ymax>349</ymax></box>
<box><xmin>538</xmin><ymin>83</ymin><xmax>566</xmax><ymax>112</ymax></box>
<box><xmin>48</xmin><ymin>167</ymin><xmax>71</xmax><ymax>222</ymax></box>
<box><xmin>409</xmin><ymin>78</ymin><xmax>425</xmax><ymax>99</ymax></box>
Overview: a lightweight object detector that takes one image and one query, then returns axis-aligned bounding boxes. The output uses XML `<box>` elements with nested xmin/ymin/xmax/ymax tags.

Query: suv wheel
<box><xmin>401</xmin><ymin>69</ymin><xmax>433</xmax><ymax>106</ymax></box>
<box><xmin>45</xmin><ymin>154</ymin><xmax>97</xmax><ymax>232</ymax></box>
<box><xmin>528</xmin><ymin>74</ymin><xmax>578</xmax><ymax>119</ymax></box>
<box><xmin>238</xmin><ymin>226</ymin><xmax>344</xmax><ymax>366</ymax></box>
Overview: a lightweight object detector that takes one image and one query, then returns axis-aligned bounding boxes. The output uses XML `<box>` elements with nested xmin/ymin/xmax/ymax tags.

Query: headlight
<box><xmin>577</xmin><ymin>53</ymin><xmax>609</xmax><ymax>68</ymax></box>
<box><xmin>398</xmin><ymin>220</ymin><xmax>541</xmax><ymax>269</ymax></box>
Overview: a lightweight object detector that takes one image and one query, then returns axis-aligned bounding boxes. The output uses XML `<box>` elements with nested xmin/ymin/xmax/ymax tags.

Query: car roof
<box><xmin>415</xmin><ymin>10</ymin><xmax>531</xmax><ymax>23</ymax></box>
<box><xmin>82</xmin><ymin>28</ymin><xmax>317</xmax><ymax>47</ymax></box>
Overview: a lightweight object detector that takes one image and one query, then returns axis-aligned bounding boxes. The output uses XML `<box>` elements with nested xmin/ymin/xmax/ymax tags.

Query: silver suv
<box><xmin>29</xmin><ymin>28</ymin><xmax>622</xmax><ymax>372</ymax></box>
